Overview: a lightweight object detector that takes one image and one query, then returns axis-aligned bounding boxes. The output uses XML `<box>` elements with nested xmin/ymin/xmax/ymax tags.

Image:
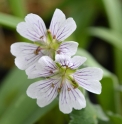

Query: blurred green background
<box><xmin>0</xmin><ymin>0</ymin><xmax>122</xmax><ymax>124</ymax></box>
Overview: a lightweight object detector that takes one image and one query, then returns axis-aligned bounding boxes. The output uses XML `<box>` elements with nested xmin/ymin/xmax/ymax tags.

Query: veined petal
<box><xmin>69</xmin><ymin>56</ymin><xmax>87</xmax><ymax>69</ymax></box>
<box><xmin>27</xmin><ymin>77</ymin><xmax>61</xmax><ymax>107</ymax></box>
<box><xmin>56</xmin><ymin>18</ymin><xmax>76</xmax><ymax>41</ymax></box>
<box><xmin>56</xmin><ymin>54</ymin><xmax>71</xmax><ymax>66</ymax></box>
<box><xmin>17</xmin><ymin>14</ymin><xmax>47</xmax><ymax>42</ymax></box>
<box><xmin>15</xmin><ymin>53</ymin><xmax>41</xmax><ymax>70</ymax></box>
<box><xmin>49</xmin><ymin>9</ymin><xmax>66</xmax><ymax>39</ymax></box>
<box><xmin>56</xmin><ymin>55</ymin><xmax>86</xmax><ymax>69</ymax></box>
<box><xmin>73</xmin><ymin>67</ymin><xmax>103</xmax><ymax>80</ymax></box>
<box><xmin>57</xmin><ymin>41</ymin><xmax>78</xmax><ymax>56</ymax></box>
<box><xmin>73</xmin><ymin>68</ymin><xmax>102</xmax><ymax>94</ymax></box>
<box><xmin>11</xmin><ymin>43</ymin><xmax>45</xmax><ymax>70</ymax></box>
<box><xmin>11</xmin><ymin>42</ymin><xmax>39</xmax><ymax>56</ymax></box>
<box><xmin>26</xmin><ymin>56</ymin><xmax>58</xmax><ymax>79</ymax></box>
<box><xmin>25</xmin><ymin>63</ymin><xmax>37</xmax><ymax>78</ymax></box>
<box><xmin>59</xmin><ymin>79</ymin><xmax>86</xmax><ymax>114</ymax></box>
<box><xmin>49</xmin><ymin>9</ymin><xmax>76</xmax><ymax>41</ymax></box>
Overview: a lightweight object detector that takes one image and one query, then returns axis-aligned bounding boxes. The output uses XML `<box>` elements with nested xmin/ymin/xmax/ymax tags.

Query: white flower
<box><xmin>27</xmin><ymin>55</ymin><xmax>103</xmax><ymax>114</ymax></box>
<box><xmin>10</xmin><ymin>9</ymin><xmax>77</xmax><ymax>72</ymax></box>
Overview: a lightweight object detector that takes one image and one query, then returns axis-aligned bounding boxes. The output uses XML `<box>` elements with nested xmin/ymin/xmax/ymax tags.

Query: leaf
<box><xmin>102</xmin><ymin>0</ymin><xmax>122</xmax><ymax>83</ymax></box>
<box><xmin>0</xmin><ymin>67</ymin><xmax>29</xmax><ymax>116</ymax></box>
<box><xmin>88</xmin><ymin>27</ymin><xmax>122</xmax><ymax>50</ymax></box>
<box><xmin>8</xmin><ymin>0</ymin><xmax>26</xmax><ymax>18</ymax></box>
<box><xmin>69</xmin><ymin>98</ymin><xmax>108</xmax><ymax>124</ymax></box>
<box><xmin>0</xmin><ymin>67</ymin><xmax>57</xmax><ymax>124</ymax></box>
<box><xmin>102</xmin><ymin>0</ymin><xmax>122</xmax><ymax>32</ymax></box>
<box><xmin>93</xmin><ymin>105</ymin><xmax>109</xmax><ymax>121</ymax></box>
<box><xmin>107</xmin><ymin>111</ymin><xmax>122</xmax><ymax>124</ymax></box>
<box><xmin>0</xmin><ymin>12</ymin><xmax>22</xmax><ymax>28</ymax></box>
<box><xmin>69</xmin><ymin>99</ymin><xmax>98</xmax><ymax>124</ymax></box>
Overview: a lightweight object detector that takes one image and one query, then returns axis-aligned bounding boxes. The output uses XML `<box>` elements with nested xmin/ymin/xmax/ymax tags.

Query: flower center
<box><xmin>46</xmin><ymin>29</ymin><xmax>60</xmax><ymax>50</ymax></box>
<box><xmin>34</xmin><ymin>29</ymin><xmax>60</xmax><ymax>58</ymax></box>
<box><xmin>56</xmin><ymin>64</ymin><xmax>79</xmax><ymax>91</ymax></box>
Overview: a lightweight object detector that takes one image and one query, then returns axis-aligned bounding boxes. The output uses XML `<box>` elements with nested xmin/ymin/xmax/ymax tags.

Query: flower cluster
<box><xmin>11</xmin><ymin>9</ymin><xmax>103</xmax><ymax>114</ymax></box>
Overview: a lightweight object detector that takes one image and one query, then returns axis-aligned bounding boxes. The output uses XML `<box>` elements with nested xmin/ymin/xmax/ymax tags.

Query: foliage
<box><xmin>0</xmin><ymin>0</ymin><xmax>121</xmax><ymax>123</ymax></box>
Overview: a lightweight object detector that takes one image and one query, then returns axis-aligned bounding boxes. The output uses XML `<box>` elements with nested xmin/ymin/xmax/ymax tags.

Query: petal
<box><xmin>49</xmin><ymin>9</ymin><xmax>76</xmax><ymax>41</ymax></box>
<box><xmin>11</xmin><ymin>42</ymin><xmax>39</xmax><ymax>56</ymax></box>
<box><xmin>69</xmin><ymin>56</ymin><xmax>87</xmax><ymax>69</ymax></box>
<box><xmin>55</xmin><ymin>54</ymin><xmax>71</xmax><ymax>66</ymax></box>
<box><xmin>25</xmin><ymin>63</ymin><xmax>37</xmax><ymax>78</ymax></box>
<box><xmin>73</xmin><ymin>68</ymin><xmax>102</xmax><ymax>94</ymax></box>
<box><xmin>15</xmin><ymin>53</ymin><xmax>41</xmax><ymax>70</ymax></box>
<box><xmin>59</xmin><ymin>79</ymin><xmax>86</xmax><ymax>114</ymax></box>
<box><xmin>11</xmin><ymin>42</ymin><xmax>45</xmax><ymax>70</ymax></box>
<box><xmin>73</xmin><ymin>67</ymin><xmax>103</xmax><ymax>80</ymax></box>
<box><xmin>56</xmin><ymin>41</ymin><xmax>78</xmax><ymax>56</ymax></box>
<box><xmin>27</xmin><ymin>77</ymin><xmax>60</xmax><ymax>107</ymax></box>
<box><xmin>56</xmin><ymin>18</ymin><xmax>76</xmax><ymax>41</ymax></box>
<box><xmin>26</xmin><ymin>56</ymin><xmax>58</xmax><ymax>79</ymax></box>
<box><xmin>49</xmin><ymin>9</ymin><xmax>66</xmax><ymax>39</ymax></box>
<box><xmin>56</xmin><ymin>55</ymin><xmax>87</xmax><ymax>69</ymax></box>
<box><xmin>17</xmin><ymin>14</ymin><xmax>47</xmax><ymax>42</ymax></box>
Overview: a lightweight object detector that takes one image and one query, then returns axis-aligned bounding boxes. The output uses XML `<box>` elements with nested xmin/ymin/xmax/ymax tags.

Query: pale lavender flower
<box><xmin>27</xmin><ymin>55</ymin><xmax>103</xmax><ymax>114</ymax></box>
<box><xmin>10</xmin><ymin>9</ymin><xmax>77</xmax><ymax>73</ymax></box>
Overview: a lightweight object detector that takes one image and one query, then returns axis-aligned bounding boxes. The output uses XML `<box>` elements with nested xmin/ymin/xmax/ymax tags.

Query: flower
<box><xmin>10</xmin><ymin>9</ymin><xmax>77</xmax><ymax>73</ymax></box>
<box><xmin>26</xmin><ymin>55</ymin><xmax>103</xmax><ymax>113</ymax></box>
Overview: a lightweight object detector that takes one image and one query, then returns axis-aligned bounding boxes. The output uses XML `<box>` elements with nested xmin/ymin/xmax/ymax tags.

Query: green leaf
<box><xmin>0</xmin><ymin>67</ymin><xmax>29</xmax><ymax>116</ymax></box>
<box><xmin>0</xmin><ymin>13</ymin><xmax>22</xmax><ymax>28</ymax></box>
<box><xmin>69</xmin><ymin>97</ymin><xmax>109</xmax><ymax>124</ymax></box>
<box><xmin>107</xmin><ymin>111</ymin><xmax>122</xmax><ymax>124</ymax></box>
<box><xmin>88</xmin><ymin>27</ymin><xmax>122</xmax><ymax>50</ymax></box>
<box><xmin>102</xmin><ymin>0</ymin><xmax>122</xmax><ymax>32</ymax></box>
<box><xmin>102</xmin><ymin>0</ymin><xmax>122</xmax><ymax>82</ymax></box>
<box><xmin>93</xmin><ymin>105</ymin><xmax>109</xmax><ymax>121</ymax></box>
<box><xmin>69</xmin><ymin>98</ymin><xmax>109</xmax><ymax>124</ymax></box>
<box><xmin>69</xmin><ymin>100</ymin><xmax>98</xmax><ymax>124</ymax></box>
<box><xmin>8</xmin><ymin>0</ymin><xmax>26</xmax><ymax>18</ymax></box>
<box><xmin>0</xmin><ymin>67</ymin><xmax>57</xmax><ymax>124</ymax></box>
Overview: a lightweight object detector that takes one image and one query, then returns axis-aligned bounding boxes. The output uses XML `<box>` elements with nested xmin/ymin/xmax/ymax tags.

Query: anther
<box><xmin>34</xmin><ymin>46</ymin><xmax>41</xmax><ymax>55</ymax></box>
<box><xmin>47</xmin><ymin>29</ymin><xmax>51</xmax><ymax>34</ymax></box>
<box><xmin>53</xmin><ymin>35</ymin><xmax>56</xmax><ymax>39</ymax></box>
<box><xmin>67</xmin><ymin>88</ymin><xmax>71</xmax><ymax>91</ymax></box>
<box><xmin>40</xmin><ymin>36</ymin><xmax>44</xmax><ymax>39</ymax></box>
<box><xmin>57</xmin><ymin>87</ymin><xmax>61</xmax><ymax>93</ymax></box>
<box><xmin>57</xmin><ymin>50</ymin><xmax>61</xmax><ymax>54</ymax></box>
<box><xmin>50</xmin><ymin>70</ymin><xmax>53</xmax><ymax>74</ymax></box>
<box><xmin>51</xmin><ymin>83</ymin><xmax>55</xmax><ymax>88</ymax></box>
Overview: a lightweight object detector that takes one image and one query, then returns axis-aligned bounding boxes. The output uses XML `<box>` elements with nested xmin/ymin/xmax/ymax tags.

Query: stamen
<box><xmin>57</xmin><ymin>50</ymin><xmax>61</xmax><ymax>54</ymax></box>
<box><xmin>34</xmin><ymin>46</ymin><xmax>41</xmax><ymax>55</ymax></box>
<box><xmin>47</xmin><ymin>29</ymin><xmax>51</xmax><ymax>34</ymax></box>
<box><xmin>57</xmin><ymin>87</ymin><xmax>62</xmax><ymax>93</ymax></box>
<box><xmin>67</xmin><ymin>88</ymin><xmax>71</xmax><ymax>91</ymax></box>
<box><xmin>50</xmin><ymin>70</ymin><xmax>53</xmax><ymax>74</ymax></box>
<box><xmin>73</xmin><ymin>86</ymin><xmax>78</xmax><ymax>89</ymax></box>
<box><xmin>51</xmin><ymin>83</ymin><xmax>55</xmax><ymax>88</ymax></box>
<box><xmin>53</xmin><ymin>35</ymin><xmax>56</xmax><ymax>39</ymax></box>
<box><xmin>40</xmin><ymin>36</ymin><xmax>44</xmax><ymax>39</ymax></box>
